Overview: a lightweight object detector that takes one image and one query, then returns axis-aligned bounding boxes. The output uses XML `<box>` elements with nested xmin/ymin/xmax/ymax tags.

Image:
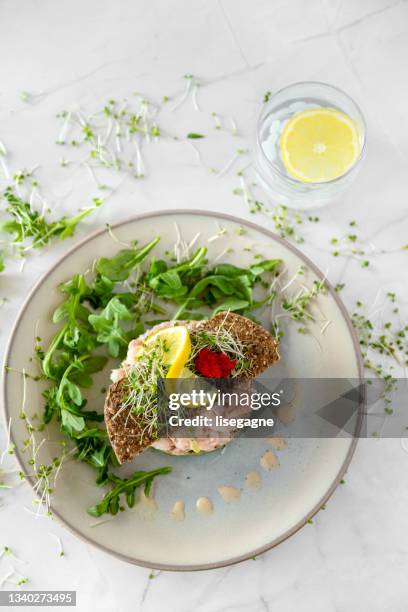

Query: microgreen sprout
<box><xmin>328</xmin><ymin>224</ymin><xmax>376</xmax><ymax>267</ymax></box>
<box><xmin>231</xmin><ymin>169</ymin><xmax>308</xmax><ymax>243</ymax></box>
<box><xmin>0</xmin><ymin>565</ymin><xmax>29</xmax><ymax>588</ymax></box>
<box><xmin>208</xmin><ymin>224</ymin><xmax>228</xmax><ymax>243</ymax></box>
<box><xmin>269</xmin><ymin>267</ymin><xmax>328</xmax><ymax>338</ymax></box>
<box><xmin>0</xmin><ymin>418</ymin><xmax>13</xmax><ymax>465</ymax></box>
<box><xmin>270</xmin><ymin>206</ymin><xmax>305</xmax><ymax>243</ymax></box>
<box><xmin>0</xmin><ymin>546</ymin><xmax>26</xmax><ymax>564</ymax></box>
<box><xmin>56</xmin><ymin>96</ymin><xmax>162</xmax><ymax>180</ymax></box>
<box><xmin>49</xmin><ymin>533</ymin><xmax>65</xmax><ymax>557</ymax></box>
<box><xmin>211</xmin><ymin>111</ymin><xmax>222</xmax><ymax>130</ymax></box>
<box><xmin>119</xmin><ymin>339</ymin><xmax>170</xmax><ymax>441</ymax></box>
<box><xmin>217</xmin><ymin>149</ymin><xmax>248</xmax><ymax>178</ymax></box>
<box><xmin>187</xmin><ymin>327</ymin><xmax>251</xmax><ymax>377</ymax></box>
<box><xmin>351</xmin><ymin>294</ymin><xmax>408</xmax><ymax>414</ymax></box>
<box><xmin>170</xmin><ymin>75</ymin><xmax>201</xmax><ymax>112</ymax></box>
<box><xmin>0</xmin><ymin>171</ymin><xmax>103</xmax><ymax>272</ymax></box>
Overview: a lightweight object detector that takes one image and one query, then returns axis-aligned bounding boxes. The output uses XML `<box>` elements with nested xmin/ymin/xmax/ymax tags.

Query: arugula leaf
<box><xmin>249</xmin><ymin>258</ymin><xmax>281</xmax><ymax>277</ymax></box>
<box><xmin>44</xmin><ymin>352</ymin><xmax>105</xmax><ymax>434</ymax></box>
<box><xmin>190</xmin><ymin>276</ymin><xmax>233</xmax><ymax>299</ymax></box>
<box><xmin>84</xmin><ymin>274</ymin><xmax>114</xmax><ymax>309</ymax></box>
<box><xmin>213</xmin><ymin>263</ymin><xmax>249</xmax><ymax>278</ymax></box>
<box><xmin>189</xmin><ymin>274</ymin><xmax>252</xmax><ymax>303</ymax></box>
<box><xmin>87</xmin><ymin>467</ymin><xmax>172</xmax><ymax>517</ymax></box>
<box><xmin>61</xmin><ymin>410</ymin><xmax>85</xmax><ymax>434</ymax></box>
<box><xmin>42</xmin><ymin>275</ymin><xmax>90</xmax><ymax>379</ymax></box>
<box><xmin>75</xmin><ymin>435</ymin><xmax>114</xmax><ymax>486</ymax></box>
<box><xmin>60</xmin><ymin>400</ymin><xmax>103</xmax><ymax>436</ymax></box>
<box><xmin>41</xmin><ymin>325</ymin><xmax>70</xmax><ymax>380</ymax></box>
<box><xmin>53</xmin><ymin>275</ymin><xmax>89</xmax><ymax>323</ymax></box>
<box><xmin>43</xmin><ymin>387</ymin><xmax>60</xmax><ymax>424</ymax></box>
<box><xmin>64</xmin><ymin>379</ymin><xmax>82</xmax><ymax>406</ymax></box>
<box><xmin>54</xmin><ymin>199</ymin><xmax>103</xmax><ymax>239</ymax></box>
<box><xmin>148</xmin><ymin>270</ymin><xmax>188</xmax><ymax>300</ymax></box>
<box><xmin>170</xmin><ymin>247</ymin><xmax>207</xmax><ymax>274</ymax></box>
<box><xmin>88</xmin><ymin>297</ymin><xmax>134</xmax><ymax>357</ymax></box>
<box><xmin>212</xmin><ymin>299</ymin><xmax>250</xmax><ymax>315</ymax></box>
<box><xmin>81</xmin><ymin>355</ymin><xmax>108</xmax><ymax>374</ymax></box>
<box><xmin>61</xmin><ymin>325</ymin><xmax>97</xmax><ymax>355</ymax></box>
<box><xmin>95</xmin><ymin>237</ymin><xmax>160</xmax><ymax>281</ymax></box>
<box><xmin>55</xmin><ymin>358</ymin><xmax>87</xmax><ymax>431</ymax></box>
<box><xmin>146</xmin><ymin>247</ymin><xmax>207</xmax><ymax>301</ymax></box>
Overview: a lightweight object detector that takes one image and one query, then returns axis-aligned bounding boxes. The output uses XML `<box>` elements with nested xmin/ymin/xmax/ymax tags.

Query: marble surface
<box><xmin>1</xmin><ymin>0</ymin><xmax>408</xmax><ymax>610</ymax></box>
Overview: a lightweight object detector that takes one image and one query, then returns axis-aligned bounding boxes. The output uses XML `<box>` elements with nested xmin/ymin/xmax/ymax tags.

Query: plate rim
<box><xmin>2</xmin><ymin>209</ymin><xmax>364</xmax><ymax>571</ymax></box>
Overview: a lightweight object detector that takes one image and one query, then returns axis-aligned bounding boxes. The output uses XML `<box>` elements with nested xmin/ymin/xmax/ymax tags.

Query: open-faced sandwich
<box><xmin>104</xmin><ymin>311</ymin><xmax>279</xmax><ymax>463</ymax></box>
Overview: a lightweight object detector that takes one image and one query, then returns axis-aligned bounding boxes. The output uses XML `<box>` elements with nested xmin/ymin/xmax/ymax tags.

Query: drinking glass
<box><xmin>254</xmin><ymin>81</ymin><xmax>366</xmax><ymax>210</ymax></box>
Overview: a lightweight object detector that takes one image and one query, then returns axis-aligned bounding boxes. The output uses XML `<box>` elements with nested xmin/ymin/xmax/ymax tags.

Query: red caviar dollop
<box><xmin>195</xmin><ymin>348</ymin><xmax>237</xmax><ymax>378</ymax></box>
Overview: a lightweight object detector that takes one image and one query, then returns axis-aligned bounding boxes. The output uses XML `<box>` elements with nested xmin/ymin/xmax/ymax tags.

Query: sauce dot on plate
<box><xmin>267</xmin><ymin>437</ymin><xmax>287</xmax><ymax>450</ymax></box>
<box><xmin>171</xmin><ymin>500</ymin><xmax>185</xmax><ymax>522</ymax></box>
<box><xmin>217</xmin><ymin>486</ymin><xmax>240</xmax><ymax>503</ymax></box>
<box><xmin>245</xmin><ymin>471</ymin><xmax>261</xmax><ymax>489</ymax></box>
<box><xmin>196</xmin><ymin>496</ymin><xmax>213</xmax><ymax>515</ymax></box>
<box><xmin>260</xmin><ymin>449</ymin><xmax>280</xmax><ymax>471</ymax></box>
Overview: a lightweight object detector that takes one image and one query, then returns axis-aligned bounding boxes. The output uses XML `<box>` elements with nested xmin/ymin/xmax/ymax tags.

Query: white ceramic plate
<box><xmin>2</xmin><ymin>211</ymin><xmax>362</xmax><ymax>570</ymax></box>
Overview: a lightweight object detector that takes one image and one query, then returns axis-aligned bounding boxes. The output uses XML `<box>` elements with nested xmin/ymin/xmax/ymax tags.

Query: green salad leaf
<box><xmin>89</xmin><ymin>297</ymin><xmax>138</xmax><ymax>357</ymax></box>
<box><xmin>95</xmin><ymin>237</ymin><xmax>160</xmax><ymax>281</ymax></box>
<box><xmin>87</xmin><ymin>467</ymin><xmax>172</xmax><ymax>517</ymax></box>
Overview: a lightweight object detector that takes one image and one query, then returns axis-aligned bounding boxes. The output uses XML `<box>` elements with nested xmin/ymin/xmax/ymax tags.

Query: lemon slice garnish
<box><xmin>280</xmin><ymin>108</ymin><xmax>361</xmax><ymax>183</ymax></box>
<box><xmin>143</xmin><ymin>325</ymin><xmax>191</xmax><ymax>378</ymax></box>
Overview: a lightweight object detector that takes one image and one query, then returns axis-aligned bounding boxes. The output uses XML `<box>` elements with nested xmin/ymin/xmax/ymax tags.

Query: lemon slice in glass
<box><xmin>280</xmin><ymin>108</ymin><xmax>361</xmax><ymax>183</ymax></box>
<box><xmin>144</xmin><ymin>325</ymin><xmax>191</xmax><ymax>378</ymax></box>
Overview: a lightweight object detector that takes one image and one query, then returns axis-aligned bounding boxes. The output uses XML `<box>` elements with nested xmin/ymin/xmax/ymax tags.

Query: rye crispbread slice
<box><xmin>104</xmin><ymin>378</ymin><xmax>155</xmax><ymax>465</ymax></box>
<box><xmin>193</xmin><ymin>311</ymin><xmax>279</xmax><ymax>378</ymax></box>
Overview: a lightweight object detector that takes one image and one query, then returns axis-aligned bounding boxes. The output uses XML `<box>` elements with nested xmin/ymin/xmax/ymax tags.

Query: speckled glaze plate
<box><xmin>2</xmin><ymin>211</ymin><xmax>363</xmax><ymax>570</ymax></box>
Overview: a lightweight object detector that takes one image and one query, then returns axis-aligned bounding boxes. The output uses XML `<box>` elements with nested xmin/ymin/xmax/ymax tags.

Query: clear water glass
<box><xmin>254</xmin><ymin>82</ymin><xmax>366</xmax><ymax>210</ymax></box>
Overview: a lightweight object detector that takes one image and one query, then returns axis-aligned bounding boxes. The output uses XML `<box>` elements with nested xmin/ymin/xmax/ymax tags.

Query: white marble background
<box><xmin>1</xmin><ymin>0</ymin><xmax>408</xmax><ymax>610</ymax></box>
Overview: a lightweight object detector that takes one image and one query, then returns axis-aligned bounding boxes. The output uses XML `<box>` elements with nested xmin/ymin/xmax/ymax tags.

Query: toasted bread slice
<box><xmin>104</xmin><ymin>378</ymin><xmax>155</xmax><ymax>464</ymax></box>
<box><xmin>193</xmin><ymin>311</ymin><xmax>279</xmax><ymax>378</ymax></box>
